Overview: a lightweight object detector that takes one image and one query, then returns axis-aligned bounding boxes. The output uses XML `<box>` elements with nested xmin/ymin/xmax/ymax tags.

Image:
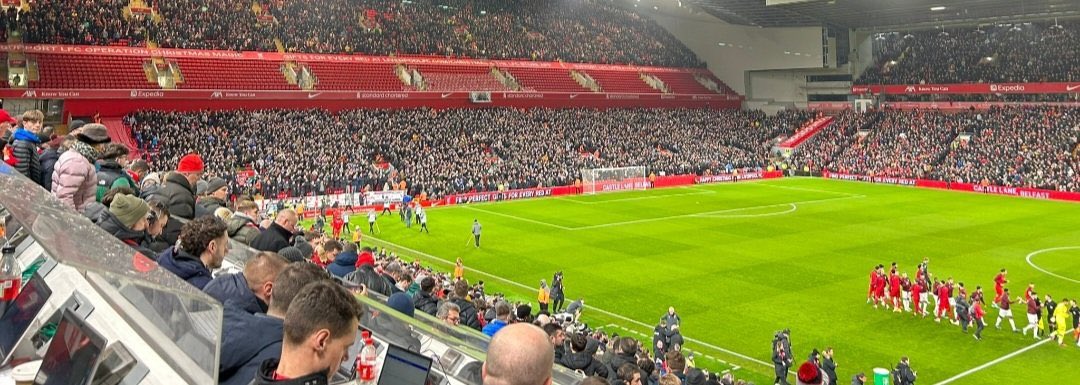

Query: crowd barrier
<box><xmin>822</xmin><ymin>171</ymin><xmax>1080</xmax><ymax>203</ymax></box>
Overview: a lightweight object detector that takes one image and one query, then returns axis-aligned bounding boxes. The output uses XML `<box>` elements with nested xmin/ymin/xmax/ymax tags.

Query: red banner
<box><xmin>446</xmin><ymin>186</ymin><xmax>576</xmax><ymax>204</ymax></box>
<box><xmin>809</xmin><ymin>101</ymin><xmax>1080</xmax><ymax>111</ymax></box>
<box><xmin>0</xmin><ymin>88</ymin><xmax>738</xmax><ymax>102</ymax></box>
<box><xmin>0</xmin><ymin>43</ymin><xmax>713</xmax><ymax>74</ymax></box>
<box><xmin>695</xmin><ymin>171</ymin><xmax>783</xmax><ymax>184</ymax></box>
<box><xmin>821</xmin><ymin>171</ymin><xmax>1080</xmax><ymax>203</ymax></box>
<box><xmin>852</xmin><ymin>83</ymin><xmax>1080</xmax><ymax>95</ymax></box>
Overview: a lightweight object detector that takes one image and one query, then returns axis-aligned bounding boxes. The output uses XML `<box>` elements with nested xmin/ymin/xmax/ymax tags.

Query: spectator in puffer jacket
<box><xmin>203</xmin><ymin>251</ymin><xmax>288</xmax><ymax>314</ymax></box>
<box><xmin>157</xmin><ymin>216</ymin><xmax>229</xmax><ymax>289</ymax></box>
<box><xmin>52</xmin><ymin>123</ymin><xmax>111</xmax><ymax>212</ymax></box>
<box><xmin>227</xmin><ymin>199</ymin><xmax>263</xmax><ymax>246</ymax></box>
<box><xmin>413</xmin><ymin>276</ymin><xmax>440</xmax><ymax>316</ymax></box>
<box><xmin>327</xmin><ymin>242</ymin><xmax>359</xmax><ymax>278</ymax></box>
<box><xmin>559</xmin><ymin>333</ymin><xmax>607</xmax><ymax>377</ymax></box>
<box><xmin>97</xmin><ymin>193</ymin><xmax>155</xmax><ymax>258</ymax></box>
<box><xmin>154</xmin><ymin>153</ymin><xmax>204</xmax><ymax>245</ymax></box>
<box><xmin>451</xmin><ymin>279</ymin><xmax>482</xmax><ymax>331</ymax></box>
<box><xmin>8</xmin><ymin>110</ymin><xmax>45</xmax><ymax>187</ymax></box>
<box><xmin>343</xmin><ymin>248</ymin><xmax>393</xmax><ymax>296</ymax></box>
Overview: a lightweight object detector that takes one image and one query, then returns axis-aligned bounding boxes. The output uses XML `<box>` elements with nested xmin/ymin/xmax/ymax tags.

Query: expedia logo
<box><xmin>130</xmin><ymin>90</ymin><xmax>165</xmax><ymax>98</ymax></box>
<box><xmin>990</xmin><ymin>84</ymin><xmax>1025</xmax><ymax>92</ymax></box>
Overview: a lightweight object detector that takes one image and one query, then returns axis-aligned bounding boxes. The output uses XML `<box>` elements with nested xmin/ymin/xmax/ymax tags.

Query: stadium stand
<box><xmin>857</xmin><ymin>20</ymin><xmax>1080</xmax><ymax>84</ymax></box>
<box><xmin>504</xmin><ymin>68</ymin><xmax>589</xmax><ymax>93</ymax></box>
<box><xmin>172</xmin><ymin>58</ymin><xmax>291</xmax><ymax>90</ymax></box>
<box><xmin>30</xmin><ymin>54</ymin><xmax>150</xmax><ymax>89</ymax></box>
<box><xmin>303</xmin><ymin>62</ymin><xmax>411</xmax><ymax>91</ymax></box>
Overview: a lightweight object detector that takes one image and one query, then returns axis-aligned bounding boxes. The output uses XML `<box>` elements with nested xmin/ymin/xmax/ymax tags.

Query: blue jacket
<box><xmin>218</xmin><ymin>301</ymin><xmax>284</xmax><ymax>385</ymax></box>
<box><xmin>203</xmin><ymin>272</ymin><xmax>267</xmax><ymax>314</ymax></box>
<box><xmin>157</xmin><ymin>247</ymin><xmax>213</xmax><ymax>290</ymax></box>
<box><xmin>482</xmin><ymin>319</ymin><xmax>508</xmax><ymax>337</ymax></box>
<box><xmin>327</xmin><ymin>250</ymin><xmax>358</xmax><ymax>278</ymax></box>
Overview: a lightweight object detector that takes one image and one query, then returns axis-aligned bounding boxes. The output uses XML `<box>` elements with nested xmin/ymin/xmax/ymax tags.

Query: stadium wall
<box><xmin>645</xmin><ymin>11</ymin><xmax>822</xmax><ymax>95</ymax></box>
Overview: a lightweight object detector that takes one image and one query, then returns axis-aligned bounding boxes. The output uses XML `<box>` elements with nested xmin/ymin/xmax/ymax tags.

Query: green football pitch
<box><xmin>344</xmin><ymin>177</ymin><xmax>1080</xmax><ymax>385</ymax></box>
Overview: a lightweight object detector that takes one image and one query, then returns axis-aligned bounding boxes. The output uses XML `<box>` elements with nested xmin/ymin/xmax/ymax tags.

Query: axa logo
<box><xmin>904</xmin><ymin>86</ymin><xmax>916</xmax><ymax>93</ymax></box>
<box><xmin>211</xmin><ymin>91</ymin><xmax>223</xmax><ymax>99</ymax></box>
<box><xmin>20</xmin><ymin>90</ymin><xmax>36</xmax><ymax>98</ymax></box>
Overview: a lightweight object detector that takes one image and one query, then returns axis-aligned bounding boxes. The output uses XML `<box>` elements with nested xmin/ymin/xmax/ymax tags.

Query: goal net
<box><xmin>581</xmin><ymin>166</ymin><xmax>649</xmax><ymax>195</ymax></box>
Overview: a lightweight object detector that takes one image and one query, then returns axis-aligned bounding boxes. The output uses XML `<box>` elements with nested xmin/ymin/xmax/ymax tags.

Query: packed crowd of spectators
<box><xmin>857</xmin><ymin>20</ymin><xmax>1080</xmax><ymax>84</ymax></box>
<box><xmin>14</xmin><ymin>0</ymin><xmax>703</xmax><ymax>67</ymax></box>
<box><xmin>787</xmin><ymin>111</ymin><xmax>877</xmax><ymax>173</ymax></box>
<box><xmin>827</xmin><ymin>110</ymin><xmax>968</xmax><ymax>179</ymax></box>
<box><xmin>127</xmin><ymin>108</ymin><xmax>811</xmax><ymax>198</ymax></box>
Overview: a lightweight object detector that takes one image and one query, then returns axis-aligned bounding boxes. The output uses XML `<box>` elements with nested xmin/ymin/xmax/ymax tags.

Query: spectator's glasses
<box><xmin>146</xmin><ymin>210</ymin><xmax>158</xmax><ymax>226</ymax></box>
<box><xmin>446</xmin><ymin>314</ymin><xmax>460</xmax><ymax>325</ymax></box>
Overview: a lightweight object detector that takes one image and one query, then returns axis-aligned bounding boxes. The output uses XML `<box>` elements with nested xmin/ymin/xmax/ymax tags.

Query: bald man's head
<box><xmin>276</xmin><ymin>209</ymin><xmax>298</xmax><ymax>233</ymax></box>
<box><xmin>483</xmin><ymin>324</ymin><xmax>553</xmax><ymax>385</ymax></box>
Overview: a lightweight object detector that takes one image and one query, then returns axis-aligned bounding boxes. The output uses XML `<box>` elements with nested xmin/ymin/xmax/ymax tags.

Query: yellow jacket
<box><xmin>538</xmin><ymin>288</ymin><xmax>550</xmax><ymax>304</ymax></box>
<box><xmin>1053</xmin><ymin>302</ymin><xmax>1071</xmax><ymax>326</ymax></box>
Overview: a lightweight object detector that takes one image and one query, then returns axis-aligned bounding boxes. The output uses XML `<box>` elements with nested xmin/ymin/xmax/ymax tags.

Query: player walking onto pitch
<box><xmin>368</xmin><ymin>210</ymin><xmax>377</xmax><ymax>234</ymax></box>
<box><xmin>993</xmin><ymin>268</ymin><xmax>1007</xmax><ymax>307</ymax></box>
<box><xmin>419</xmin><ymin>208</ymin><xmax>429</xmax><ymax>234</ymax></box>
<box><xmin>995</xmin><ymin>288</ymin><xmax>1018</xmax><ymax>332</ymax></box>
<box><xmin>472</xmin><ymin>219</ymin><xmax>482</xmax><ymax>247</ymax></box>
<box><xmin>1022</xmin><ymin>292</ymin><xmax>1042</xmax><ymax>339</ymax></box>
<box><xmin>1052</xmin><ymin>297</ymin><xmax>1071</xmax><ymax>346</ymax></box>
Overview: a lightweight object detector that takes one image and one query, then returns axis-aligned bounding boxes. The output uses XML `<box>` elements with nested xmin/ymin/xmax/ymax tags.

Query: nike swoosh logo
<box><xmin>441</xmin><ymin>93</ymin><xmax>453</xmax><ymax>98</ymax></box>
<box><xmin>1067</xmin><ymin>85</ymin><xmax>1080</xmax><ymax>91</ymax></box>
<box><xmin>569</xmin><ymin>94</ymin><xmax>578</xmax><ymax>99</ymax></box>
<box><xmin>307</xmin><ymin>92</ymin><xmax>322</xmax><ymax>99</ymax></box>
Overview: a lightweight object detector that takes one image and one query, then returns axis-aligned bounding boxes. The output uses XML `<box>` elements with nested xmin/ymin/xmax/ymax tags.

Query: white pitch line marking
<box><xmin>557</xmin><ymin>189</ymin><xmax>717</xmax><ymax>205</ymax></box>
<box><xmin>362</xmin><ymin>235</ymin><xmax>776</xmax><ymax>370</ymax></box>
<box><xmin>459</xmin><ymin>205</ymin><xmax>575</xmax><ymax>230</ymax></box>
<box><xmin>694</xmin><ymin>203</ymin><xmax>797</xmax><ymax>218</ymax></box>
<box><xmin>931</xmin><ymin>330</ymin><xmax>1068</xmax><ymax>385</ymax></box>
<box><xmin>1025</xmin><ymin>246</ymin><xmax>1080</xmax><ymax>284</ymax></box>
<box><xmin>570</xmin><ymin>194</ymin><xmax>863</xmax><ymax>230</ymax></box>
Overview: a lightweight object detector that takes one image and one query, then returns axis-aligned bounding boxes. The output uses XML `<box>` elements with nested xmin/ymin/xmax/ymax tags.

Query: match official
<box><xmin>472</xmin><ymin>219</ymin><xmax>482</xmax><ymax>248</ymax></box>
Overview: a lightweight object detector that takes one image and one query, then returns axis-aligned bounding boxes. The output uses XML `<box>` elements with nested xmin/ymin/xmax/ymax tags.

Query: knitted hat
<box><xmin>278</xmin><ymin>247</ymin><xmax>305</xmax><ymax>263</ymax></box>
<box><xmin>685</xmin><ymin>368</ymin><xmax>707</xmax><ymax>385</ymax></box>
<box><xmin>142</xmin><ymin>172</ymin><xmax>162</xmax><ymax>187</ymax></box>
<box><xmin>68</xmin><ymin>120</ymin><xmax>86</xmax><ymax>132</ymax></box>
<box><xmin>0</xmin><ymin>109</ymin><xmax>15</xmax><ymax>124</ymax></box>
<box><xmin>295</xmin><ymin>241</ymin><xmax>314</xmax><ymax>260</ymax></box>
<box><xmin>196</xmin><ymin>180</ymin><xmax>209</xmax><ymax>196</ymax></box>
<box><xmin>109</xmin><ymin>194</ymin><xmax>150</xmax><ymax>229</ymax></box>
<box><xmin>387</xmin><ymin>292</ymin><xmax>415</xmax><ymax>318</ymax></box>
<box><xmin>355</xmin><ymin>250</ymin><xmax>375</xmax><ymax>268</ymax></box>
<box><xmin>796</xmin><ymin>362</ymin><xmax>822</xmax><ymax>385</ymax></box>
<box><xmin>177</xmin><ymin>153</ymin><xmax>204</xmax><ymax>173</ymax></box>
<box><xmin>76</xmin><ymin>124</ymin><xmax>111</xmax><ymax>145</ymax></box>
<box><xmin>206</xmin><ymin>177</ymin><xmax>228</xmax><ymax>195</ymax></box>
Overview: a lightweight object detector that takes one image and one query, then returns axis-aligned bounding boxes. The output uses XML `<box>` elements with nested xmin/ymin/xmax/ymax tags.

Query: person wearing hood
<box><xmin>228</xmin><ymin>200</ymin><xmax>263</xmax><ymax>246</ymax></box>
<box><xmin>155</xmin><ymin>153</ymin><xmax>204</xmax><ymax>245</ymax></box>
<box><xmin>343</xmin><ymin>248</ymin><xmax>393</xmax><ymax>296</ymax></box>
<box><xmin>327</xmin><ymin>242</ymin><xmax>359</xmax><ymax>278</ymax></box>
<box><xmin>203</xmin><ymin>252</ymin><xmax>288</xmax><ymax>315</ymax></box>
<box><xmin>199</xmin><ymin>177</ymin><xmax>229</xmax><ymax>213</ymax></box>
<box><xmin>8</xmin><ymin>110</ymin><xmax>45</xmax><ymax>187</ymax></box>
<box><xmin>97</xmin><ymin>193</ymin><xmax>155</xmax><ymax>257</ymax></box>
<box><xmin>95</xmin><ymin>143</ymin><xmax>138</xmax><ymax>201</ymax></box>
<box><xmin>52</xmin><ymin>123</ymin><xmax>111</xmax><ymax>212</ymax></box>
<box><xmin>251</xmin><ymin>209</ymin><xmax>297</xmax><ymax>253</ymax></box>
<box><xmin>219</xmin><ymin>263</ymin><xmax>332</xmax><ymax>385</ymax></box>
<box><xmin>157</xmin><ymin>216</ymin><xmax>229</xmax><ymax>290</ymax></box>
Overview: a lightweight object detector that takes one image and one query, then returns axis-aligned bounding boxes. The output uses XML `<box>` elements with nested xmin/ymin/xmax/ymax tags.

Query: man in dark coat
<box><xmin>772</xmin><ymin>329</ymin><xmax>793</xmax><ymax>385</ymax></box>
<box><xmin>38</xmin><ymin>135</ymin><xmax>63</xmax><ymax>192</ymax></box>
<box><xmin>821</xmin><ymin>348</ymin><xmax>838</xmax><ymax>385</ymax></box>
<box><xmin>95</xmin><ymin>144</ymin><xmax>138</xmax><ymax>201</ymax></box>
<box><xmin>250</xmin><ymin>209</ymin><xmax>297</xmax><ymax>253</ymax></box>
<box><xmin>8</xmin><ymin>111</ymin><xmax>44</xmax><ymax>187</ymax></box>
<box><xmin>326</xmin><ymin>243</ymin><xmax>359</xmax><ymax>278</ymax></box>
<box><xmin>559</xmin><ymin>333</ymin><xmax>606</xmax><ymax>377</ymax></box>
<box><xmin>199</xmin><ymin>177</ymin><xmax>229</xmax><ymax>213</ymax></box>
<box><xmin>894</xmin><ymin>357</ymin><xmax>917</xmax><ymax>385</ymax></box>
<box><xmin>153</xmin><ymin>153</ymin><xmax>204</xmax><ymax>245</ymax></box>
<box><xmin>157</xmin><ymin>216</ymin><xmax>228</xmax><ymax>290</ymax></box>
<box><xmin>96</xmin><ymin>193</ymin><xmax>155</xmax><ymax>258</ymax></box>
<box><xmin>226</xmin><ymin>264</ymin><xmax>338</xmax><ymax>385</ymax></box>
<box><xmin>450</xmin><ymin>280</ymin><xmax>482</xmax><ymax>331</ymax></box>
<box><xmin>343</xmin><ymin>249</ymin><xmax>393</xmax><ymax>296</ymax></box>
<box><xmin>203</xmin><ymin>252</ymin><xmax>287</xmax><ymax>315</ymax></box>
<box><xmin>413</xmin><ymin>277</ymin><xmax>440</xmax><ymax>316</ymax></box>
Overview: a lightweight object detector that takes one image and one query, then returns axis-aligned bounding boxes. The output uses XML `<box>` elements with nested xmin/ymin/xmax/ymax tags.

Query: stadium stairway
<box><xmin>777</xmin><ymin>116</ymin><xmax>836</xmax><ymax>149</ymax></box>
<box><xmin>102</xmin><ymin>118</ymin><xmax>141</xmax><ymax>159</ymax></box>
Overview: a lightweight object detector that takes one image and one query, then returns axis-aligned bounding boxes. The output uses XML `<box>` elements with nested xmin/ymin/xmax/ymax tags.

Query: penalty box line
<box><xmin>931</xmin><ymin>330</ymin><xmax>1070</xmax><ymax>385</ymax></box>
<box><xmin>361</xmin><ymin>235</ymin><xmax>778</xmax><ymax>371</ymax></box>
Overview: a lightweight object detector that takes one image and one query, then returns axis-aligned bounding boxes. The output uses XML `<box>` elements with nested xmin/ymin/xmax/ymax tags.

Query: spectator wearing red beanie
<box><xmin>796</xmin><ymin>361</ymin><xmax>823</xmax><ymax>385</ymax></box>
<box><xmin>155</xmin><ymin>153</ymin><xmax>204</xmax><ymax>245</ymax></box>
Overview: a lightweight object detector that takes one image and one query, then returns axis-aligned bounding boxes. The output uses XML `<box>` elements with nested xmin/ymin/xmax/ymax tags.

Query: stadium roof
<box><xmin>680</xmin><ymin>0</ymin><xmax>1080</xmax><ymax>28</ymax></box>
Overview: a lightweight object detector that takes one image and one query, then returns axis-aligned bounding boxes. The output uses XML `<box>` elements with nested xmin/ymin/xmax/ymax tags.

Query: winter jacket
<box><xmin>97</xmin><ymin>210</ymin><xmax>156</xmax><ymax>258</ymax></box>
<box><xmin>227</xmin><ymin>212</ymin><xmax>262</xmax><ymax>246</ymax></box>
<box><xmin>200</xmin><ymin>196</ymin><xmax>227</xmax><ymax>214</ymax></box>
<box><xmin>452</xmin><ymin>297</ymin><xmax>482</xmax><ymax>331</ymax></box>
<box><xmin>482</xmin><ymin>319</ymin><xmax>508</xmax><ymax>337</ymax></box>
<box><xmin>252</xmin><ymin>359</ymin><xmax>327</xmax><ymax>385</ymax></box>
<box><xmin>95</xmin><ymin>159</ymin><xmax>136</xmax><ymax>201</ymax></box>
<box><xmin>157</xmin><ymin>246</ymin><xmax>213</xmax><ymax>290</ymax></box>
<box><xmin>327</xmin><ymin>250</ymin><xmax>358</xmax><ymax>278</ymax></box>
<box><xmin>204</xmin><ymin>272</ymin><xmax>267</xmax><ymax>315</ymax></box>
<box><xmin>560</xmin><ymin>348</ymin><xmax>605</xmax><ymax>377</ymax></box>
<box><xmin>157</xmin><ymin>172</ymin><xmax>197</xmax><ymax>220</ymax></box>
<box><xmin>38</xmin><ymin>148</ymin><xmax>60</xmax><ymax>192</ymax></box>
<box><xmin>343</xmin><ymin>265</ymin><xmax>394</xmax><ymax>297</ymax></box>
<box><xmin>894</xmin><ymin>362</ymin><xmax>916</xmax><ymax>385</ymax></box>
<box><xmin>822</xmin><ymin>356</ymin><xmax>838</xmax><ymax>385</ymax></box>
<box><xmin>52</xmin><ymin>149</ymin><xmax>98</xmax><ymax>212</ymax></box>
<box><xmin>413</xmin><ymin>291</ymin><xmax>439</xmax><ymax>316</ymax></box>
<box><xmin>219</xmin><ymin>303</ymin><xmax>283</xmax><ymax>385</ymax></box>
<box><xmin>9</xmin><ymin>128</ymin><xmax>43</xmax><ymax>187</ymax></box>
<box><xmin>250</xmin><ymin>222</ymin><xmax>293</xmax><ymax>253</ymax></box>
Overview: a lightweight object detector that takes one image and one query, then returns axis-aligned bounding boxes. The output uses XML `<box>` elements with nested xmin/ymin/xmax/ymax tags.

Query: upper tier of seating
<box><xmin>586</xmin><ymin>70</ymin><xmax>658</xmax><ymax>94</ymax></box>
<box><xmin>31</xmin><ymin>54</ymin><xmax>150</xmax><ymax>89</ymax></box>
<box><xmin>857</xmin><ymin>20</ymin><xmax>1080</xmax><ymax>84</ymax></box>
<box><xmin>173</xmin><ymin>58</ymin><xmax>291</xmax><ymax>90</ymax></box>
<box><xmin>10</xmin><ymin>0</ymin><xmax>704</xmax><ymax>68</ymax></box>
<box><xmin>505</xmin><ymin>68</ymin><xmax>588</xmax><ymax>92</ymax></box>
<box><xmin>303</xmin><ymin>62</ymin><xmax>410</xmax><ymax>91</ymax></box>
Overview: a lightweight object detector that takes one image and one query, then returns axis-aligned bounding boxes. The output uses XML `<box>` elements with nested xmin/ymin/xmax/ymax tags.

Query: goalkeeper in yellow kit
<box><xmin>1053</xmin><ymin>298</ymin><xmax>1072</xmax><ymax>346</ymax></box>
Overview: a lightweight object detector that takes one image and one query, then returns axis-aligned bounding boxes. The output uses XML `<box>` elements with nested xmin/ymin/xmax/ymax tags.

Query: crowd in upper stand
<box><xmin>857</xmin><ymin>20</ymin><xmax>1080</xmax><ymax>84</ymax></box>
<box><xmin>10</xmin><ymin>0</ymin><xmax>702</xmax><ymax>68</ymax></box>
<box><xmin>126</xmin><ymin>108</ymin><xmax>811</xmax><ymax>198</ymax></box>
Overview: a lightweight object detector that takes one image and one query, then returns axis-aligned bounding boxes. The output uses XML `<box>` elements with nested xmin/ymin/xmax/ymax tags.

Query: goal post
<box><xmin>580</xmin><ymin>166</ymin><xmax>649</xmax><ymax>195</ymax></box>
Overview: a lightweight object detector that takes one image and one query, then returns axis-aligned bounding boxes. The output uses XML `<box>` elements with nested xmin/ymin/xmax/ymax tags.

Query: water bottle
<box><xmin>356</xmin><ymin>330</ymin><xmax>378</xmax><ymax>384</ymax></box>
<box><xmin>0</xmin><ymin>244</ymin><xmax>21</xmax><ymax>315</ymax></box>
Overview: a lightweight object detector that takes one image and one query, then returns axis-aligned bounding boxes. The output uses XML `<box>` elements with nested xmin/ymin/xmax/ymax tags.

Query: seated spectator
<box><xmin>451</xmin><ymin>279</ymin><xmax>483</xmax><ymax>331</ymax></box>
<box><xmin>144</xmin><ymin>199</ymin><xmax>172</xmax><ymax>254</ymax></box>
<box><xmin>157</xmin><ymin>216</ymin><xmax>229</xmax><ymax>289</ymax></box>
<box><xmin>542</xmin><ymin>323</ymin><xmax>566</xmax><ymax>362</ymax></box>
<box><xmin>53</xmin><ymin>123</ymin><xmax>111</xmax><ymax>212</ymax></box>
<box><xmin>437</xmin><ymin>301</ymin><xmax>462</xmax><ymax>327</ymax></box>
<box><xmin>219</xmin><ymin>263</ymin><xmax>332</xmax><ymax>385</ymax></box>
<box><xmin>251</xmin><ymin>209</ymin><xmax>297</xmax><ymax>253</ymax></box>
<box><xmin>228</xmin><ymin>200</ymin><xmax>263</xmax><ymax>246</ymax></box>
<box><xmin>277</xmin><ymin>246</ymin><xmax>305</xmax><ymax>264</ymax></box>
<box><xmin>204</xmin><ymin>251</ymin><xmax>289</xmax><ymax>314</ymax></box>
<box><xmin>312</xmin><ymin>239</ymin><xmax>340</xmax><ymax>268</ymax></box>
<box><xmin>97</xmin><ymin>192</ymin><xmax>154</xmax><ymax>257</ymax></box>
<box><xmin>251</xmin><ymin>280</ymin><xmax>363</xmax><ymax>385</ymax></box>
<box><xmin>482</xmin><ymin>323</ymin><xmax>554</xmax><ymax>385</ymax></box>
<box><xmin>199</xmin><ymin>177</ymin><xmax>229</xmax><ymax>213</ymax></box>
<box><xmin>482</xmin><ymin>301</ymin><xmax>513</xmax><ymax>337</ymax></box>
<box><xmin>327</xmin><ymin>241</ymin><xmax>358</xmax><ymax>277</ymax></box>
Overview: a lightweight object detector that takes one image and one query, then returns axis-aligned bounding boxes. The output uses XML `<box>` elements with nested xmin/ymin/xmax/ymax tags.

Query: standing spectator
<box><xmin>894</xmin><ymin>357</ymin><xmax>916</xmax><ymax>385</ymax></box>
<box><xmin>96</xmin><ymin>144</ymin><xmax>138</xmax><ymax>201</ymax></box>
<box><xmin>543</xmin><ymin>323</ymin><xmax>566</xmax><ymax>363</ymax></box>
<box><xmin>157</xmin><ymin>216</ymin><xmax>229</xmax><ymax>290</ymax></box>
<box><xmin>252</xmin><ymin>280</ymin><xmax>363</xmax><ymax>385</ymax></box>
<box><xmin>145</xmin><ymin>200</ymin><xmax>172</xmax><ymax>254</ymax></box>
<box><xmin>559</xmin><ymin>332</ymin><xmax>605</xmax><ymax>377</ymax></box>
<box><xmin>128</xmin><ymin>159</ymin><xmax>149</xmax><ymax>187</ymax></box>
<box><xmin>203</xmin><ymin>251</ymin><xmax>289</xmax><ymax>315</ymax></box>
<box><xmin>38</xmin><ymin>135</ymin><xmax>63</xmax><ymax>192</ymax></box>
<box><xmin>9</xmin><ymin>110</ymin><xmax>45</xmax><ymax>187</ymax></box>
<box><xmin>821</xmin><ymin>348</ymin><xmax>838</xmax><ymax>385</ymax></box>
<box><xmin>482</xmin><ymin>324</ymin><xmax>554</xmax><ymax>385</ymax></box>
<box><xmin>550</xmin><ymin>271</ymin><xmax>565</xmax><ymax>312</ymax></box>
<box><xmin>200</xmin><ymin>177</ymin><xmax>229</xmax><ymax>213</ymax></box>
<box><xmin>219</xmin><ymin>263</ymin><xmax>332</xmax><ymax>385</ymax></box>
<box><xmin>251</xmin><ymin>209</ymin><xmax>297</xmax><ymax>253</ymax></box>
<box><xmin>228</xmin><ymin>200</ymin><xmax>263</xmax><ymax>246</ymax></box>
<box><xmin>537</xmin><ymin>280</ymin><xmax>550</xmax><ymax>314</ymax></box>
<box><xmin>327</xmin><ymin>241</ymin><xmax>359</xmax><ymax>278</ymax></box>
<box><xmin>156</xmin><ymin>153</ymin><xmax>204</xmax><ymax>245</ymax></box>
<box><xmin>53</xmin><ymin>123</ymin><xmax>111</xmax><ymax>212</ymax></box>
<box><xmin>312</xmin><ymin>239</ymin><xmax>340</xmax><ymax>269</ymax></box>
<box><xmin>452</xmin><ymin>279</ymin><xmax>483</xmax><ymax>331</ymax></box>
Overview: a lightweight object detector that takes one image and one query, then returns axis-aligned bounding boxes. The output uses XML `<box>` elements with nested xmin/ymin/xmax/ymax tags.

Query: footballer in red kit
<box><xmin>993</xmin><ymin>269</ymin><xmax>1008</xmax><ymax>304</ymax></box>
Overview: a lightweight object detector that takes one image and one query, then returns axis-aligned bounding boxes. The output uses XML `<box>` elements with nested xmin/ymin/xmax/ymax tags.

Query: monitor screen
<box><xmin>0</xmin><ymin>273</ymin><xmax>52</xmax><ymax>363</ymax></box>
<box><xmin>34</xmin><ymin>309</ymin><xmax>107</xmax><ymax>385</ymax></box>
<box><xmin>378</xmin><ymin>344</ymin><xmax>432</xmax><ymax>385</ymax></box>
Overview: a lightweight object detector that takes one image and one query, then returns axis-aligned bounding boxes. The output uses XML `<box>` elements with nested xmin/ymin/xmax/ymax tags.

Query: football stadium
<box><xmin>0</xmin><ymin>1</ymin><xmax>1079</xmax><ymax>385</ymax></box>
